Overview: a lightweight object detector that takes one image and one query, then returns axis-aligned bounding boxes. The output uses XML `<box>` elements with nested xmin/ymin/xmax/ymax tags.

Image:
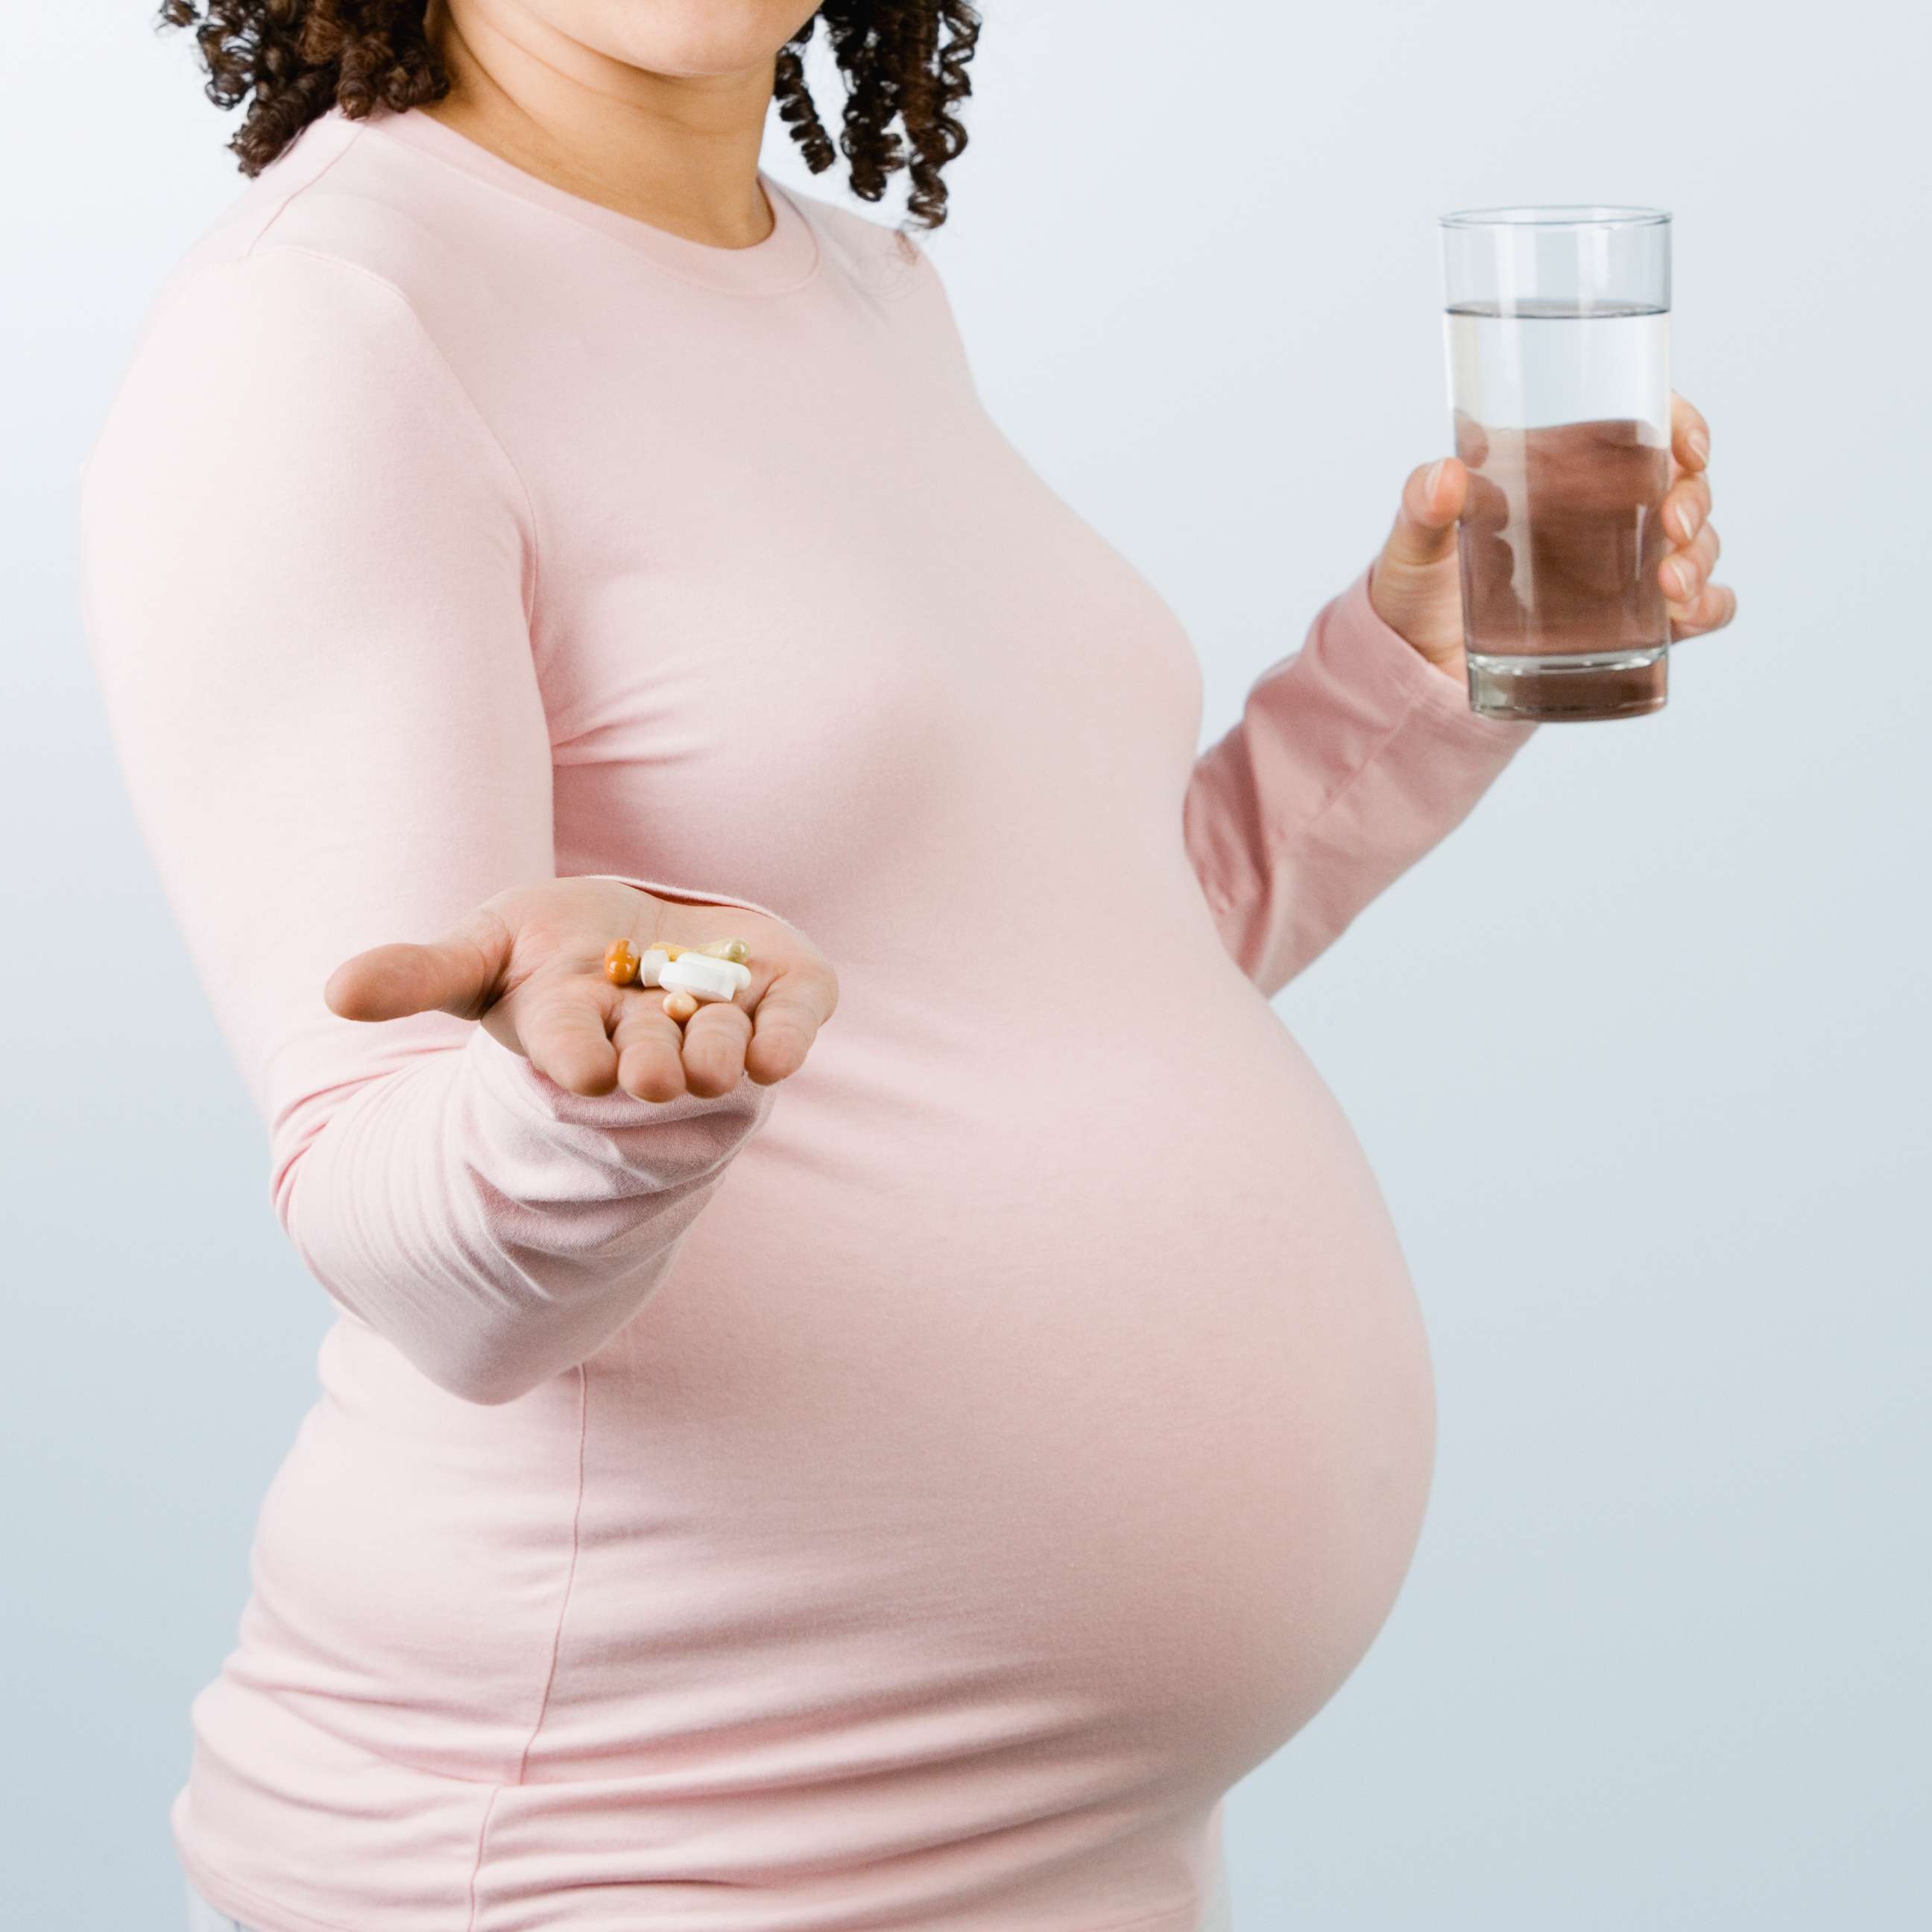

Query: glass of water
<box><xmin>1439</xmin><ymin>206</ymin><xmax>1673</xmax><ymax>722</ymax></box>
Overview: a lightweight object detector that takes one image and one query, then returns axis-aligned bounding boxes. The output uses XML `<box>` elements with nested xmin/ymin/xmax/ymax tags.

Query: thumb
<box><xmin>325</xmin><ymin>906</ymin><xmax>513</xmax><ymax>1023</ymax></box>
<box><xmin>1379</xmin><ymin>455</ymin><xmax>1467</xmax><ymax>573</ymax></box>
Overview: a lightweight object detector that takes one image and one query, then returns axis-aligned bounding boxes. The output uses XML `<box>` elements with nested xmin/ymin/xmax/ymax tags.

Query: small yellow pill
<box><xmin>663</xmin><ymin>991</ymin><xmax>699</xmax><ymax>1023</ymax></box>
<box><xmin>603</xmin><ymin>940</ymin><xmax>640</xmax><ymax>986</ymax></box>
<box><xmin>699</xmin><ymin>938</ymin><xmax>751</xmax><ymax>964</ymax></box>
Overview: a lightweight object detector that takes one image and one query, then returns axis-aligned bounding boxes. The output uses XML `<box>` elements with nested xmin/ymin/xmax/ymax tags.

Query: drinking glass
<box><xmin>1439</xmin><ymin>205</ymin><xmax>1673</xmax><ymax>721</ymax></box>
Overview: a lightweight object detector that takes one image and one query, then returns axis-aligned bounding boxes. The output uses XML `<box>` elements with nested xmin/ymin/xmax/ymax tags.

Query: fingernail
<box><xmin>1424</xmin><ymin>458</ymin><xmax>1446</xmax><ymax>500</ymax></box>
<box><xmin>1668</xmin><ymin>558</ymin><xmax>1696</xmax><ymax>598</ymax></box>
<box><xmin>1688</xmin><ymin>429</ymin><xmax>1710</xmax><ymax>464</ymax></box>
<box><xmin>1676</xmin><ymin>500</ymin><xmax>1699</xmax><ymax>542</ymax></box>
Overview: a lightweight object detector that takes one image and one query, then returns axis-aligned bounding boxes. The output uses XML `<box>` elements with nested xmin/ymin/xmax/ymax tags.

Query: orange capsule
<box><xmin>604</xmin><ymin>939</ymin><xmax>640</xmax><ymax>986</ymax></box>
<box><xmin>663</xmin><ymin>991</ymin><xmax>699</xmax><ymax>1023</ymax></box>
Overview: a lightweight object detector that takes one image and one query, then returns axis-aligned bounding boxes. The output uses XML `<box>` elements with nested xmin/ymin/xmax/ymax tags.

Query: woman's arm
<box><xmin>1183</xmin><ymin>560</ymin><xmax>1537</xmax><ymax>1000</ymax></box>
<box><xmin>79</xmin><ymin>246</ymin><xmax>785</xmax><ymax>1405</ymax></box>
<box><xmin>1188</xmin><ymin>403</ymin><xmax>1731</xmax><ymax>1002</ymax></box>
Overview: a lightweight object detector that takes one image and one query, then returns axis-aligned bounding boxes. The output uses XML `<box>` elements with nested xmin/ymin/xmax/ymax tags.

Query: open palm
<box><xmin>325</xmin><ymin>875</ymin><xmax>838</xmax><ymax>1103</ymax></box>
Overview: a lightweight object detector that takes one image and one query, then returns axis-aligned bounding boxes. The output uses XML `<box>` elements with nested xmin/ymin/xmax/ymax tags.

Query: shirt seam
<box><xmin>245</xmin><ymin>116</ymin><xmax>366</xmax><ymax>255</ymax></box>
<box><xmin>1184</xmin><ymin>574</ymin><xmax>1442</xmax><ymax>957</ymax></box>
<box><xmin>1221</xmin><ymin>645</ymin><xmax>1428</xmax><ymax>916</ymax></box>
<box><xmin>1258</xmin><ymin>686</ymin><xmax>1427</xmax><ymax>880</ymax></box>
<box><xmin>1235</xmin><ymin>560</ymin><xmax>1532</xmax><ymax>900</ymax></box>
<box><xmin>464</xmin><ymin>1361</ymin><xmax>592</xmax><ymax>1931</ymax></box>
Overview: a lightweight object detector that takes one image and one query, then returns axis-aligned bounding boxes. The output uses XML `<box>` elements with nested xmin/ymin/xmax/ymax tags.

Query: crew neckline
<box><xmin>351</xmin><ymin>107</ymin><xmax>821</xmax><ymax>297</ymax></box>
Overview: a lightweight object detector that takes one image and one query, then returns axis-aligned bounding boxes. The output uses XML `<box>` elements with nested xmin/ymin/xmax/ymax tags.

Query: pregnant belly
<box><xmin>573</xmin><ymin>967</ymin><xmax>1441</xmax><ymax>1800</ymax></box>
<box><xmin>229</xmin><ymin>957</ymin><xmax>1437</xmax><ymax>1859</ymax></box>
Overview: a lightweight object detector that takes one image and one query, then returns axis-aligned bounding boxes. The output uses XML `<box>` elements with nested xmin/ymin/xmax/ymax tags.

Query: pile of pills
<box><xmin>604</xmin><ymin>937</ymin><xmax>752</xmax><ymax>1024</ymax></box>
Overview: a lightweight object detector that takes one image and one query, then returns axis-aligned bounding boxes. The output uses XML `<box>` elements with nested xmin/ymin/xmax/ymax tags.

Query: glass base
<box><xmin>1466</xmin><ymin>645</ymin><xmax>1668</xmax><ymax>722</ymax></box>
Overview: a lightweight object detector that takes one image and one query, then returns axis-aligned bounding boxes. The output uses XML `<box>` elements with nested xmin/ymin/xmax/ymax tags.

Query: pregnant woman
<box><xmin>82</xmin><ymin>4</ymin><xmax>1733</xmax><ymax>1930</ymax></box>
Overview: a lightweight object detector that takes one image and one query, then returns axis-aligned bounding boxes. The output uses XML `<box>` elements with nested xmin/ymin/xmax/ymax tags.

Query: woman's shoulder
<box><xmin>89</xmin><ymin>108</ymin><xmax>541</xmax><ymax>499</ymax></box>
<box><xmin>155</xmin><ymin>110</ymin><xmax>961</xmax><ymax>336</ymax></box>
<box><xmin>82</xmin><ymin>120</ymin><xmax>523</xmax><ymax>518</ymax></box>
<box><xmin>774</xmin><ymin>174</ymin><xmax>953</xmax><ymax>305</ymax></box>
<box><xmin>772</xmin><ymin>177</ymin><xmax>972</xmax><ymax>388</ymax></box>
<box><xmin>149</xmin><ymin>110</ymin><xmax>489</xmax><ymax>347</ymax></box>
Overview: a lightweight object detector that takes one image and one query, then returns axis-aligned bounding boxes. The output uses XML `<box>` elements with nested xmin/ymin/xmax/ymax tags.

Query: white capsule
<box><xmin>638</xmin><ymin>947</ymin><xmax>673</xmax><ymax>988</ymax></box>
<box><xmin>658</xmin><ymin>953</ymin><xmax>747</xmax><ymax>1003</ymax></box>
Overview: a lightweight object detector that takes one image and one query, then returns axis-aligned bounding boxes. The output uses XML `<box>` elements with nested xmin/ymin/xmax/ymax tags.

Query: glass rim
<box><xmin>1439</xmin><ymin>204</ymin><xmax>1670</xmax><ymax>230</ymax></box>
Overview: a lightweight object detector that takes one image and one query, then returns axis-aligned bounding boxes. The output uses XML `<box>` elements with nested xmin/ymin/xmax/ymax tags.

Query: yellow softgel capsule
<box><xmin>603</xmin><ymin>939</ymin><xmax>640</xmax><ymax>986</ymax></box>
<box><xmin>698</xmin><ymin>938</ymin><xmax>751</xmax><ymax>964</ymax></box>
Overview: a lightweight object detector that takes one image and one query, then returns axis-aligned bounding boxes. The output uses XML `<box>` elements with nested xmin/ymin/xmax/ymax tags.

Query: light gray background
<box><xmin>4</xmin><ymin>2</ymin><xmax>1927</xmax><ymax>1925</ymax></box>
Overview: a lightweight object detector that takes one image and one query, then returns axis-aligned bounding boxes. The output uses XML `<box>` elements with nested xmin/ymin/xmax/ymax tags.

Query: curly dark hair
<box><xmin>158</xmin><ymin>1</ymin><xmax>981</xmax><ymax>230</ymax></box>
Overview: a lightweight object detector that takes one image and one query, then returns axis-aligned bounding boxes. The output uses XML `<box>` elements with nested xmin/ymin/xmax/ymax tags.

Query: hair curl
<box><xmin>158</xmin><ymin>1</ymin><xmax>980</xmax><ymax>230</ymax></box>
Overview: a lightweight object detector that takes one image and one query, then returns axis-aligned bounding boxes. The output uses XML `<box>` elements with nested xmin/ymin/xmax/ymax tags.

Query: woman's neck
<box><xmin>420</xmin><ymin>0</ymin><xmax>780</xmax><ymax>247</ymax></box>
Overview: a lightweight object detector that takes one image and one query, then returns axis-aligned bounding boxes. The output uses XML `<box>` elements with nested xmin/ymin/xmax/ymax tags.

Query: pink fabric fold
<box><xmin>1186</xmin><ymin>558</ymin><xmax>1536</xmax><ymax>997</ymax></box>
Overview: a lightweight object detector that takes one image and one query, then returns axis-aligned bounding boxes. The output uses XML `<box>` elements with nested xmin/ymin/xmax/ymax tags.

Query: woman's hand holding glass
<box><xmin>1368</xmin><ymin>389</ymin><xmax>1736</xmax><ymax>678</ymax></box>
<box><xmin>324</xmin><ymin>877</ymin><xmax>838</xmax><ymax>1102</ymax></box>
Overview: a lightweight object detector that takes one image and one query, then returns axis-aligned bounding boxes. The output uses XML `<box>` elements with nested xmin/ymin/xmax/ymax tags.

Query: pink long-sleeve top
<box><xmin>80</xmin><ymin>106</ymin><xmax>1535</xmax><ymax>1932</ymax></box>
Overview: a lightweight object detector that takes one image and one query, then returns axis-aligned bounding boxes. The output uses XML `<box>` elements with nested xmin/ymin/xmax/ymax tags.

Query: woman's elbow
<box><xmin>271</xmin><ymin>1121</ymin><xmax>662</xmax><ymax>1406</ymax></box>
<box><xmin>332</xmin><ymin>1293</ymin><xmax>574</xmax><ymax>1407</ymax></box>
<box><xmin>417</xmin><ymin>1338</ymin><xmax>554</xmax><ymax>1407</ymax></box>
<box><xmin>278</xmin><ymin>1195</ymin><xmax>578</xmax><ymax>1407</ymax></box>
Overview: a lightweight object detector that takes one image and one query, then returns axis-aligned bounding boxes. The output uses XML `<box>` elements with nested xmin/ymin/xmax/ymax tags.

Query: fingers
<box><xmin>611</xmin><ymin>994</ymin><xmax>694</xmax><ymax>1103</ymax></box>
<box><xmin>325</xmin><ymin>906</ymin><xmax>512</xmax><ymax>1023</ymax></box>
<box><xmin>609</xmin><ymin>956</ymin><xmax>837</xmax><ymax>1102</ymax></box>
<box><xmin>1659</xmin><ymin>401</ymin><xmax>1729</xmax><ymax>634</ymax></box>
<box><xmin>744</xmin><ymin>961</ymin><xmax>839</xmax><ymax>1087</ymax></box>
<box><xmin>332</xmin><ymin>880</ymin><xmax>841</xmax><ymax>1102</ymax></box>
<box><xmin>1661</xmin><ymin>517</ymin><xmax>1721</xmax><ymax>602</ymax></box>
<box><xmin>517</xmin><ymin>982</ymin><xmax>622</xmax><ymax>1095</ymax></box>
<box><xmin>1667</xmin><ymin>578</ymin><xmax>1737</xmax><ymax>640</ymax></box>
<box><xmin>1670</xmin><ymin>391</ymin><xmax>1711</xmax><ymax>472</ymax></box>
<box><xmin>607</xmin><ymin>976</ymin><xmax>756</xmax><ymax>1104</ymax></box>
<box><xmin>678</xmin><ymin>999</ymin><xmax>756</xmax><ymax>1099</ymax></box>
<box><xmin>1661</xmin><ymin>469</ymin><xmax>1713</xmax><ymax>545</ymax></box>
<box><xmin>1380</xmin><ymin>456</ymin><xmax>1469</xmax><ymax>570</ymax></box>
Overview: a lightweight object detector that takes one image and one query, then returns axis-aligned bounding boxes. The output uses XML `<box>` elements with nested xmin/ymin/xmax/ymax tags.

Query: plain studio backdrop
<box><xmin>4</xmin><ymin>3</ymin><xmax>1926</xmax><ymax>1925</ymax></box>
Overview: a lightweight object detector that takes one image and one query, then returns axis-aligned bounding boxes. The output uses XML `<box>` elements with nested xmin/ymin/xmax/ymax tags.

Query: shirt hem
<box><xmin>175</xmin><ymin>1841</ymin><xmax>362</xmax><ymax>1932</ymax></box>
<box><xmin>176</xmin><ymin>1839</ymin><xmax>1211</xmax><ymax>1932</ymax></box>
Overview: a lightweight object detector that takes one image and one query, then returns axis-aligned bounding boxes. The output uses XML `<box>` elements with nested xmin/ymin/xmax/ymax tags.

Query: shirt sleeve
<box><xmin>1183</xmin><ymin>560</ymin><xmax>1538</xmax><ymax>1000</ymax></box>
<box><xmin>78</xmin><ymin>245</ymin><xmax>783</xmax><ymax>1406</ymax></box>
